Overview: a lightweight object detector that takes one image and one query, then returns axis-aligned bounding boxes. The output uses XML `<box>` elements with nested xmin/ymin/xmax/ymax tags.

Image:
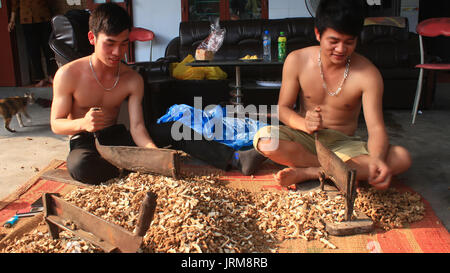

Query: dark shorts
<box><xmin>67</xmin><ymin>124</ymin><xmax>136</xmax><ymax>185</ymax></box>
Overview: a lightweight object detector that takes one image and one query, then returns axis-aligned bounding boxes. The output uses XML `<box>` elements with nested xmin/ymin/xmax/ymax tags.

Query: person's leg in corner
<box><xmin>66</xmin><ymin>132</ymin><xmax>120</xmax><ymax>185</ymax></box>
<box><xmin>252</xmin><ymin>125</ymin><xmax>322</xmax><ymax>187</ymax></box>
<box><xmin>22</xmin><ymin>23</ymin><xmax>46</xmax><ymax>86</ymax></box>
<box><xmin>67</xmin><ymin>147</ymin><xmax>120</xmax><ymax>185</ymax></box>
<box><xmin>39</xmin><ymin>21</ymin><xmax>58</xmax><ymax>84</ymax></box>
<box><xmin>256</xmin><ymin>137</ymin><xmax>321</xmax><ymax>187</ymax></box>
<box><xmin>66</xmin><ymin>125</ymin><xmax>135</xmax><ymax>185</ymax></box>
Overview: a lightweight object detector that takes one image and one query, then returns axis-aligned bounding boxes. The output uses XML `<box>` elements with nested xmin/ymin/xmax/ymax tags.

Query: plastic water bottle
<box><xmin>262</xmin><ymin>30</ymin><xmax>271</xmax><ymax>62</ymax></box>
<box><xmin>278</xmin><ymin>31</ymin><xmax>287</xmax><ymax>62</ymax></box>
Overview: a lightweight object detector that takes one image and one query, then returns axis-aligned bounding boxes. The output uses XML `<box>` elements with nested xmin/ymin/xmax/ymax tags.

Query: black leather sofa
<box><xmin>143</xmin><ymin>17</ymin><xmax>434</xmax><ymax>125</ymax></box>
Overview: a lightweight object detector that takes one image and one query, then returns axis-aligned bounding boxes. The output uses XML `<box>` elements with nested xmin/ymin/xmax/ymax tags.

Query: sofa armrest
<box><xmin>164</xmin><ymin>37</ymin><xmax>180</xmax><ymax>59</ymax></box>
<box><xmin>130</xmin><ymin>58</ymin><xmax>177</xmax><ymax>82</ymax></box>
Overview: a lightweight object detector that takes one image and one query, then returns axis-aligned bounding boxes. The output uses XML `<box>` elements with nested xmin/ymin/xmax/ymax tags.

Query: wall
<box><xmin>400</xmin><ymin>0</ymin><xmax>419</xmax><ymax>32</ymax></box>
<box><xmin>133</xmin><ymin>0</ymin><xmax>311</xmax><ymax>62</ymax></box>
<box><xmin>269</xmin><ymin>0</ymin><xmax>311</xmax><ymax>19</ymax></box>
<box><xmin>133</xmin><ymin>0</ymin><xmax>181</xmax><ymax>62</ymax></box>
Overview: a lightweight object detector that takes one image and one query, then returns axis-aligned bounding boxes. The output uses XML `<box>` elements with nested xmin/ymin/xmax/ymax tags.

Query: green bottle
<box><xmin>278</xmin><ymin>31</ymin><xmax>287</xmax><ymax>62</ymax></box>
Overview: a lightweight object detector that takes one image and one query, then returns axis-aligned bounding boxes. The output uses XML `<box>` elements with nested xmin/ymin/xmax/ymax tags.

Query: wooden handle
<box><xmin>134</xmin><ymin>191</ymin><xmax>158</xmax><ymax>237</ymax></box>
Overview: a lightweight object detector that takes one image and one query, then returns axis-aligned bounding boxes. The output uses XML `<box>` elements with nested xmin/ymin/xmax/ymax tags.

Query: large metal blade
<box><xmin>95</xmin><ymin>138</ymin><xmax>180</xmax><ymax>179</ymax></box>
<box><xmin>314</xmin><ymin>132</ymin><xmax>357</xmax><ymax>221</ymax></box>
<box><xmin>314</xmin><ymin>133</ymin><xmax>351</xmax><ymax>194</ymax></box>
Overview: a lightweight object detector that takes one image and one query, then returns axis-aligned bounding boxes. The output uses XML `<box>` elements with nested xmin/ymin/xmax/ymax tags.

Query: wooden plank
<box><xmin>40</xmin><ymin>169</ymin><xmax>89</xmax><ymax>188</ymax></box>
<box><xmin>95</xmin><ymin>139</ymin><xmax>180</xmax><ymax>178</ymax></box>
<box><xmin>325</xmin><ymin>211</ymin><xmax>374</xmax><ymax>236</ymax></box>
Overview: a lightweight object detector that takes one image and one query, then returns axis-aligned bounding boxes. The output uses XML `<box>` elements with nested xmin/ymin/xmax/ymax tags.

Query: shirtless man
<box><xmin>253</xmin><ymin>0</ymin><xmax>411</xmax><ymax>190</ymax></box>
<box><xmin>51</xmin><ymin>3</ymin><xmax>265</xmax><ymax>184</ymax></box>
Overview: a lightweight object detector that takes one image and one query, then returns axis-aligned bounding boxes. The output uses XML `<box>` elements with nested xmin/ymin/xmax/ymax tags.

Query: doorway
<box><xmin>1</xmin><ymin>0</ymin><xmax>134</xmax><ymax>87</ymax></box>
<box><xmin>0</xmin><ymin>0</ymin><xmax>20</xmax><ymax>86</ymax></box>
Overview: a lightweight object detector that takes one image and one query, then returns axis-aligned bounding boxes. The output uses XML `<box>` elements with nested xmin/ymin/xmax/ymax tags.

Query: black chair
<box><xmin>48</xmin><ymin>9</ymin><xmax>93</xmax><ymax>67</ymax></box>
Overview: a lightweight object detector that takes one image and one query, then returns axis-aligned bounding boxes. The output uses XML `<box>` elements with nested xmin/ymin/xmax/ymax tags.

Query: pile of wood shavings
<box><xmin>63</xmin><ymin>172</ymin><xmax>349</xmax><ymax>252</ymax></box>
<box><xmin>1</xmin><ymin>173</ymin><xmax>426</xmax><ymax>253</ymax></box>
<box><xmin>1</xmin><ymin>222</ymin><xmax>103</xmax><ymax>253</ymax></box>
<box><xmin>354</xmin><ymin>186</ymin><xmax>425</xmax><ymax>230</ymax></box>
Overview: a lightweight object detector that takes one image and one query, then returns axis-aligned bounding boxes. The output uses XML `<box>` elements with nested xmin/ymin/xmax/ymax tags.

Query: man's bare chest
<box><xmin>73</xmin><ymin>82</ymin><xmax>128</xmax><ymax>109</ymax></box>
<box><xmin>299</xmin><ymin>72</ymin><xmax>362</xmax><ymax>111</ymax></box>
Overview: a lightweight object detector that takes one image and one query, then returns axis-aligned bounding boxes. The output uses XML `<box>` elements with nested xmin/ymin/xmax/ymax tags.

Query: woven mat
<box><xmin>0</xmin><ymin>160</ymin><xmax>78</xmax><ymax>248</ymax></box>
<box><xmin>184</xmin><ymin>161</ymin><xmax>450</xmax><ymax>253</ymax></box>
<box><xmin>0</xmin><ymin>159</ymin><xmax>449</xmax><ymax>253</ymax></box>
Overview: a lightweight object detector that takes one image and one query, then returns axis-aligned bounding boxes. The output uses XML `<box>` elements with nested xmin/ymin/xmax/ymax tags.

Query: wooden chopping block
<box><xmin>315</xmin><ymin>132</ymin><xmax>374</xmax><ymax>236</ymax></box>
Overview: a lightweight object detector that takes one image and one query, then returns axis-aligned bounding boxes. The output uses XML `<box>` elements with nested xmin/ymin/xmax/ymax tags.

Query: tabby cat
<box><xmin>0</xmin><ymin>92</ymin><xmax>35</xmax><ymax>133</ymax></box>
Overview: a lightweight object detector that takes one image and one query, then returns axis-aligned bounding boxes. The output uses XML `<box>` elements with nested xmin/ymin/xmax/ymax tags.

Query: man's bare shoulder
<box><xmin>53</xmin><ymin>56</ymin><xmax>90</xmax><ymax>96</ymax></box>
<box><xmin>120</xmin><ymin>64</ymin><xmax>144</xmax><ymax>94</ymax></box>
<box><xmin>350</xmin><ymin>53</ymin><xmax>383</xmax><ymax>97</ymax></box>
<box><xmin>285</xmin><ymin>46</ymin><xmax>319</xmax><ymax>72</ymax></box>
<box><xmin>120</xmin><ymin>63</ymin><xmax>141</xmax><ymax>79</ymax></box>
<box><xmin>287</xmin><ymin>46</ymin><xmax>318</xmax><ymax>61</ymax></box>
<box><xmin>352</xmin><ymin>53</ymin><xmax>379</xmax><ymax>72</ymax></box>
<box><xmin>55</xmin><ymin>56</ymin><xmax>89</xmax><ymax>80</ymax></box>
<box><xmin>351</xmin><ymin>53</ymin><xmax>382</xmax><ymax>81</ymax></box>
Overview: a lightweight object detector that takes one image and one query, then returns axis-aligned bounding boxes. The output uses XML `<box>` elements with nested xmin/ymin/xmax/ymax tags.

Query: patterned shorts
<box><xmin>253</xmin><ymin>125</ymin><xmax>369</xmax><ymax>162</ymax></box>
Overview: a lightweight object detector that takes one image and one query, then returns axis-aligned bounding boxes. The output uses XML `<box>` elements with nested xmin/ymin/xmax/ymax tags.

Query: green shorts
<box><xmin>253</xmin><ymin>125</ymin><xmax>369</xmax><ymax>162</ymax></box>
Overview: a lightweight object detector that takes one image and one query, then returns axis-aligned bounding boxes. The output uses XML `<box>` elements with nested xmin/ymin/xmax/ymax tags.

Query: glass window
<box><xmin>183</xmin><ymin>0</ymin><xmax>266</xmax><ymax>22</ymax></box>
<box><xmin>229</xmin><ymin>0</ymin><xmax>261</xmax><ymax>20</ymax></box>
<box><xmin>188</xmin><ymin>0</ymin><xmax>221</xmax><ymax>21</ymax></box>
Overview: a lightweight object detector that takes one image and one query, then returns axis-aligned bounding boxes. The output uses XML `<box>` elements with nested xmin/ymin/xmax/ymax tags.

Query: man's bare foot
<box><xmin>275</xmin><ymin>167</ymin><xmax>319</xmax><ymax>187</ymax></box>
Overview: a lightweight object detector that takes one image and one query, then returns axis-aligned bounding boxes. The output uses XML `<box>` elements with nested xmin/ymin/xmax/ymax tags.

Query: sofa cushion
<box><xmin>358</xmin><ymin>22</ymin><xmax>417</xmax><ymax>68</ymax></box>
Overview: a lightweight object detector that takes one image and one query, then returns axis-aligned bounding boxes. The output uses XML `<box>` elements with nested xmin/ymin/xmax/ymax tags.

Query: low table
<box><xmin>187</xmin><ymin>60</ymin><xmax>283</xmax><ymax>106</ymax></box>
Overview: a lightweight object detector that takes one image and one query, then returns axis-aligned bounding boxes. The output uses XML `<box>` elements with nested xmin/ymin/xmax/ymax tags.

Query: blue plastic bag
<box><xmin>157</xmin><ymin>104</ymin><xmax>267</xmax><ymax>150</ymax></box>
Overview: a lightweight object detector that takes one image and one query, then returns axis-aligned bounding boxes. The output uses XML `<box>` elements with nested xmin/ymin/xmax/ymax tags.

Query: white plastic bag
<box><xmin>195</xmin><ymin>18</ymin><xmax>226</xmax><ymax>60</ymax></box>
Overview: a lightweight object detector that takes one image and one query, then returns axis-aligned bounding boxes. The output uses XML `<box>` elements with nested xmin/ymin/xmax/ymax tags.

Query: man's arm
<box><xmin>8</xmin><ymin>11</ymin><xmax>16</xmax><ymax>32</ymax></box>
<box><xmin>278</xmin><ymin>51</ymin><xmax>321</xmax><ymax>134</ymax></box>
<box><xmin>278</xmin><ymin>53</ymin><xmax>304</xmax><ymax>128</ymax></box>
<box><xmin>8</xmin><ymin>1</ymin><xmax>17</xmax><ymax>32</ymax></box>
<box><xmin>127</xmin><ymin>73</ymin><xmax>157</xmax><ymax>148</ymax></box>
<box><xmin>361</xmin><ymin>65</ymin><xmax>391</xmax><ymax>188</ymax></box>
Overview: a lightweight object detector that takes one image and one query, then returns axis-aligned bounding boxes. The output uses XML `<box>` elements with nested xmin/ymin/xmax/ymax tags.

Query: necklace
<box><xmin>318</xmin><ymin>49</ymin><xmax>351</xmax><ymax>96</ymax></box>
<box><xmin>89</xmin><ymin>55</ymin><xmax>120</xmax><ymax>91</ymax></box>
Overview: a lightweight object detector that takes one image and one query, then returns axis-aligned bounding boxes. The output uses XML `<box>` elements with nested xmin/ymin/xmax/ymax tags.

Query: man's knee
<box><xmin>255</xmin><ymin>137</ymin><xmax>280</xmax><ymax>157</ymax></box>
<box><xmin>67</xmin><ymin>149</ymin><xmax>119</xmax><ymax>185</ymax></box>
<box><xmin>389</xmin><ymin>145</ymin><xmax>412</xmax><ymax>173</ymax></box>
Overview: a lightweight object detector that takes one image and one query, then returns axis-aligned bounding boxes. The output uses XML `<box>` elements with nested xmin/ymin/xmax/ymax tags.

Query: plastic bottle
<box><xmin>278</xmin><ymin>31</ymin><xmax>287</xmax><ymax>62</ymax></box>
<box><xmin>262</xmin><ymin>30</ymin><xmax>271</xmax><ymax>62</ymax></box>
